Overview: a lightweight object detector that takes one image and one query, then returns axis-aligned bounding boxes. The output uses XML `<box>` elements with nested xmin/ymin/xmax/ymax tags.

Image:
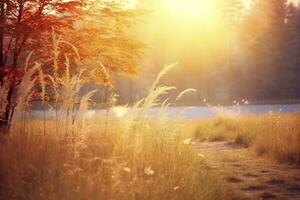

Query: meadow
<box><xmin>0</xmin><ymin>118</ymin><xmax>227</xmax><ymax>200</ymax></box>
<box><xmin>190</xmin><ymin>113</ymin><xmax>300</xmax><ymax>165</ymax></box>
<box><xmin>1</xmin><ymin>1</ymin><xmax>300</xmax><ymax>199</ymax></box>
<box><xmin>0</xmin><ymin>59</ymin><xmax>225</xmax><ymax>199</ymax></box>
<box><xmin>1</xmin><ymin>61</ymin><xmax>300</xmax><ymax>199</ymax></box>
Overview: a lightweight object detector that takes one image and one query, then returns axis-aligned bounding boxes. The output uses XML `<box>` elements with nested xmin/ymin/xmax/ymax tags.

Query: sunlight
<box><xmin>123</xmin><ymin>0</ymin><xmax>137</xmax><ymax>9</ymax></box>
<box><xmin>163</xmin><ymin>0</ymin><xmax>217</xmax><ymax>22</ymax></box>
<box><xmin>2</xmin><ymin>0</ymin><xmax>300</xmax><ymax>199</ymax></box>
<box><xmin>113</xmin><ymin>106</ymin><xmax>128</xmax><ymax>118</ymax></box>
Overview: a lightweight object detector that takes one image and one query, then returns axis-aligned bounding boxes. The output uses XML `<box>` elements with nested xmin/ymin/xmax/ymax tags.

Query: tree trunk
<box><xmin>0</xmin><ymin>1</ymin><xmax>5</xmax><ymax>86</ymax></box>
<box><xmin>0</xmin><ymin>2</ymin><xmax>24</xmax><ymax>129</ymax></box>
<box><xmin>0</xmin><ymin>84</ymin><xmax>14</xmax><ymax>129</ymax></box>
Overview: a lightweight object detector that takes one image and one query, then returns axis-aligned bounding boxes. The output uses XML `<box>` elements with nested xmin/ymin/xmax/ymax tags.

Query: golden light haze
<box><xmin>162</xmin><ymin>0</ymin><xmax>217</xmax><ymax>23</ymax></box>
<box><xmin>135</xmin><ymin>0</ymin><xmax>241</xmax><ymax>71</ymax></box>
<box><xmin>130</xmin><ymin>0</ymin><xmax>300</xmax><ymax>76</ymax></box>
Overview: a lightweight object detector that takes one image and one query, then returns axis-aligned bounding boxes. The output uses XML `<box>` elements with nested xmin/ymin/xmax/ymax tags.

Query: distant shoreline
<box><xmin>29</xmin><ymin>99</ymin><xmax>300</xmax><ymax>110</ymax></box>
<box><xmin>172</xmin><ymin>99</ymin><xmax>300</xmax><ymax>107</ymax></box>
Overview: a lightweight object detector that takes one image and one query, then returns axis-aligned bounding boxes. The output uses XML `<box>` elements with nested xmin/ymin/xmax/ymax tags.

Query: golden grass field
<box><xmin>0</xmin><ymin>118</ymin><xmax>224</xmax><ymax>200</ymax></box>
<box><xmin>1</xmin><ymin>112</ymin><xmax>300</xmax><ymax>200</ymax></box>
<box><xmin>190</xmin><ymin>113</ymin><xmax>300</xmax><ymax>165</ymax></box>
<box><xmin>0</xmin><ymin>49</ymin><xmax>299</xmax><ymax>199</ymax></box>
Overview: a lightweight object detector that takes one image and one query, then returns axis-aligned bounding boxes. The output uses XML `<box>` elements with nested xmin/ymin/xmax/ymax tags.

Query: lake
<box><xmin>84</xmin><ymin>104</ymin><xmax>300</xmax><ymax>120</ymax></box>
<box><xmin>32</xmin><ymin>104</ymin><xmax>300</xmax><ymax>120</ymax></box>
<box><xmin>149</xmin><ymin>104</ymin><xmax>300</xmax><ymax>119</ymax></box>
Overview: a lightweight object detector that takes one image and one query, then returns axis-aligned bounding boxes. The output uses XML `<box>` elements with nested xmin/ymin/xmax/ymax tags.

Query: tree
<box><xmin>240</xmin><ymin>0</ymin><xmax>289</xmax><ymax>100</ymax></box>
<box><xmin>63</xmin><ymin>0</ymin><xmax>145</xmax><ymax>86</ymax></box>
<box><xmin>0</xmin><ymin>0</ymin><xmax>85</xmax><ymax>127</ymax></box>
<box><xmin>0</xmin><ymin>0</ymin><xmax>145</xmax><ymax>128</ymax></box>
<box><xmin>281</xmin><ymin>2</ymin><xmax>300</xmax><ymax>98</ymax></box>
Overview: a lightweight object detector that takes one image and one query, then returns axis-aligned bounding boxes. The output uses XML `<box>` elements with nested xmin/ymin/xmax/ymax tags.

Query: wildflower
<box><xmin>144</xmin><ymin>166</ymin><xmax>154</xmax><ymax>175</ymax></box>
<box><xmin>174</xmin><ymin>186</ymin><xmax>180</xmax><ymax>191</ymax></box>
<box><xmin>198</xmin><ymin>153</ymin><xmax>205</xmax><ymax>158</ymax></box>
<box><xmin>183</xmin><ymin>138</ymin><xmax>191</xmax><ymax>145</ymax></box>
<box><xmin>123</xmin><ymin>167</ymin><xmax>131</xmax><ymax>173</ymax></box>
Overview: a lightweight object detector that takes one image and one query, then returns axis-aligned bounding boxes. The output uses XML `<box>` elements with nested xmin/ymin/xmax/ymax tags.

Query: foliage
<box><xmin>64</xmin><ymin>0</ymin><xmax>145</xmax><ymax>86</ymax></box>
<box><xmin>0</xmin><ymin>0</ymin><xmax>82</xmax><ymax>72</ymax></box>
<box><xmin>0</xmin><ymin>0</ymin><xmax>145</xmax><ymax>127</ymax></box>
<box><xmin>0</xmin><ymin>0</ymin><xmax>83</xmax><ymax>127</ymax></box>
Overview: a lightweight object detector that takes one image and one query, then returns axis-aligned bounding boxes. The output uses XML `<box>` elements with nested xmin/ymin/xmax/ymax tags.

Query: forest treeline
<box><xmin>113</xmin><ymin>0</ymin><xmax>300</xmax><ymax>105</ymax></box>
<box><xmin>233</xmin><ymin>0</ymin><xmax>300</xmax><ymax>101</ymax></box>
<box><xmin>1</xmin><ymin>0</ymin><xmax>300</xmax><ymax>116</ymax></box>
<box><xmin>0</xmin><ymin>0</ymin><xmax>144</xmax><ymax>126</ymax></box>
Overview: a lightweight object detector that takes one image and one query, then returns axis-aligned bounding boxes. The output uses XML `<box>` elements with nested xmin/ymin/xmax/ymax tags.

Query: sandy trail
<box><xmin>198</xmin><ymin>142</ymin><xmax>300</xmax><ymax>200</ymax></box>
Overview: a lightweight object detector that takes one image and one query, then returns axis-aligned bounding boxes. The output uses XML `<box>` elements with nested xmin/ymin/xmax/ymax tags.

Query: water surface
<box><xmin>33</xmin><ymin>104</ymin><xmax>300</xmax><ymax>120</ymax></box>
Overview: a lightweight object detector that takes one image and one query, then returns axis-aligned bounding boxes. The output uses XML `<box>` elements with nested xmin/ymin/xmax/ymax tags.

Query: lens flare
<box><xmin>113</xmin><ymin>106</ymin><xmax>128</xmax><ymax>118</ymax></box>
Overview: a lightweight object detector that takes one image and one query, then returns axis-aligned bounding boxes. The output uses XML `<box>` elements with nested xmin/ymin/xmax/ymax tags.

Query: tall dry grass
<box><xmin>0</xmin><ymin>35</ymin><xmax>225</xmax><ymax>200</ymax></box>
<box><xmin>0</xmin><ymin>118</ymin><xmax>224</xmax><ymax>200</ymax></box>
<box><xmin>192</xmin><ymin>113</ymin><xmax>300</xmax><ymax>165</ymax></box>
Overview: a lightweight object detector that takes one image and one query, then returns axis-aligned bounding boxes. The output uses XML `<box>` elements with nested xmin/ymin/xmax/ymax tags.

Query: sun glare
<box><xmin>124</xmin><ymin>0</ymin><xmax>136</xmax><ymax>9</ymax></box>
<box><xmin>113</xmin><ymin>106</ymin><xmax>128</xmax><ymax>118</ymax></box>
<box><xmin>163</xmin><ymin>0</ymin><xmax>217</xmax><ymax>22</ymax></box>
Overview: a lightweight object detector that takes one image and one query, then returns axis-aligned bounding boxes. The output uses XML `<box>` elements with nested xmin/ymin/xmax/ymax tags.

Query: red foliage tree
<box><xmin>0</xmin><ymin>0</ymin><xmax>84</xmax><ymax>127</ymax></box>
<box><xmin>0</xmin><ymin>0</ymin><xmax>145</xmax><ymax>128</ymax></box>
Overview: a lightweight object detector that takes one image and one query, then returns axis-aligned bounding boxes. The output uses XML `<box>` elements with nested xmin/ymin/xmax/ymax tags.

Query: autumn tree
<box><xmin>240</xmin><ymin>0</ymin><xmax>289</xmax><ymax>100</ymax></box>
<box><xmin>0</xmin><ymin>0</ymin><xmax>144</xmax><ymax>127</ymax></box>
<box><xmin>282</xmin><ymin>2</ymin><xmax>300</xmax><ymax>98</ymax></box>
<box><xmin>63</xmin><ymin>0</ymin><xmax>145</xmax><ymax>86</ymax></box>
<box><xmin>0</xmin><ymin>0</ymin><xmax>84</xmax><ymax>127</ymax></box>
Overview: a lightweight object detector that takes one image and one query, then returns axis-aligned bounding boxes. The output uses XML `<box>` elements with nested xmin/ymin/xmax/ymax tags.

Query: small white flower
<box><xmin>144</xmin><ymin>166</ymin><xmax>154</xmax><ymax>175</ymax></box>
<box><xmin>113</xmin><ymin>106</ymin><xmax>128</xmax><ymax>118</ymax></box>
<box><xmin>123</xmin><ymin>167</ymin><xmax>131</xmax><ymax>173</ymax></box>
<box><xmin>174</xmin><ymin>186</ymin><xmax>180</xmax><ymax>191</ymax></box>
<box><xmin>183</xmin><ymin>138</ymin><xmax>191</xmax><ymax>145</ymax></box>
<box><xmin>198</xmin><ymin>153</ymin><xmax>205</xmax><ymax>158</ymax></box>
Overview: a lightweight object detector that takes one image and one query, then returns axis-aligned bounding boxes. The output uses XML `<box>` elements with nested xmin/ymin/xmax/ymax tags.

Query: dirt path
<box><xmin>198</xmin><ymin>142</ymin><xmax>300</xmax><ymax>200</ymax></box>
